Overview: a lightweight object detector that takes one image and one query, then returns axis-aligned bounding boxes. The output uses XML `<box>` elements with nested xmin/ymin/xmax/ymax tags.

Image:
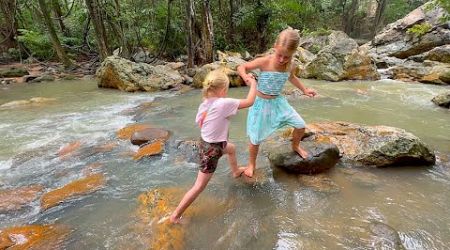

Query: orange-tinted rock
<box><xmin>116</xmin><ymin>124</ymin><xmax>152</xmax><ymax>140</ymax></box>
<box><xmin>41</xmin><ymin>173</ymin><xmax>106</xmax><ymax>210</ymax></box>
<box><xmin>0</xmin><ymin>185</ymin><xmax>44</xmax><ymax>212</ymax></box>
<box><xmin>0</xmin><ymin>224</ymin><xmax>69</xmax><ymax>249</ymax></box>
<box><xmin>133</xmin><ymin>140</ymin><xmax>164</xmax><ymax>160</ymax></box>
<box><xmin>134</xmin><ymin>188</ymin><xmax>188</xmax><ymax>250</ymax></box>
<box><xmin>58</xmin><ymin>141</ymin><xmax>82</xmax><ymax>159</ymax></box>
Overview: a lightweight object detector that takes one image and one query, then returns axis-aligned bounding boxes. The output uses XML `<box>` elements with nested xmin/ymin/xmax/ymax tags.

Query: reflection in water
<box><xmin>0</xmin><ymin>79</ymin><xmax>449</xmax><ymax>249</ymax></box>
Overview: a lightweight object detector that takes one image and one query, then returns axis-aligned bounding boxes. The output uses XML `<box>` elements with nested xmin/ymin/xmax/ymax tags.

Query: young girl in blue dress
<box><xmin>237</xmin><ymin>27</ymin><xmax>317</xmax><ymax>177</ymax></box>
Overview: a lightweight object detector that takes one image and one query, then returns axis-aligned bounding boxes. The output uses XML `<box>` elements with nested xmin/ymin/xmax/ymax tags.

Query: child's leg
<box><xmin>292</xmin><ymin>128</ymin><xmax>309</xmax><ymax>159</ymax></box>
<box><xmin>244</xmin><ymin>143</ymin><xmax>259</xmax><ymax>178</ymax></box>
<box><xmin>223</xmin><ymin>142</ymin><xmax>245</xmax><ymax>178</ymax></box>
<box><xmin>170</xmin><ymin>171</ymin><xmax>213</xmax><ymax>223</ymax></box>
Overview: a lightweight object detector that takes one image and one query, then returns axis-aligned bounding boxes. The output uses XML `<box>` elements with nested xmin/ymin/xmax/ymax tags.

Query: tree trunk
<box><xmin>343</xmin><ymin>0</ymin><xmax>359</xmax><ymax>35</ymax></box>
<box><xmin>51</xmin><ymin>0</ymin><xmax>68</xmax><ymax>35</ymax></box>
<box><xmin>372</xmin><ymin>0</ymin><xmax>387</xmax><ymax>37</ymax></box>
<box><xmin>111</xmin><ymin>0</ymin><xmax>130</xmax><ymax>58</ymax></box>
<box><xmin>255</xmin><ymin>1</ymin><xmax>270</xmax><ymax>53</ymax></box>
<box><xmin>228</xmin><ymin>0</ymin><xmax>235</xmax><ymax>44</ymax></box>
<box><xmin>0</xmin><ymin>0</ymin><xmax>18</xmax><ymax>51</ymax></box>
<box><xmin>37</xmin><ymin>0</ymin><xmax>73</xmax><ymax>67</ymax></box>
<box><xmin>201</xmin><ymin>0</ymin><xmax>214</xmax><ymax>64</ymax></box>
<box><xmin>185</xmin><ymin>0</ymin><xmax>195</xmax><ymax>68</ymax></box>
<box><xmin>85</xmin><ymin>0</ymin><xmax>109</xmax><ymax>60</ymax></box>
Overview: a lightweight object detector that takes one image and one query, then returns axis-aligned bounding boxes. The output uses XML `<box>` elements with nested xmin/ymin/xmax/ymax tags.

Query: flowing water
<box><xmin>0</xmin><ymin>79</ymin><xmax>449</xmax><ymax>249</ymax></box>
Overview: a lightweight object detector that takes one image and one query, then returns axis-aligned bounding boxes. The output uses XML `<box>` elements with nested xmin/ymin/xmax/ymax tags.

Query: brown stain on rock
<box><xmin>40</xmin><ymin>173</ymin><xmax>106</xmax><ymax>210</ymax></box>
<box><xmin>0</xmin><ymin>185</ymin><xmax>44</xmax><ymax>212</ymax></box>
<box><xmin>117</xmin><ymin>124</ymin><xmax>152</xmax><ymax>140</ymax></box>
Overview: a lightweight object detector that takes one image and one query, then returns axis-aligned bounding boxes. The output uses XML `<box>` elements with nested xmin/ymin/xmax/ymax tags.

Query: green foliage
<box><xmin>17</xmin><ymin>29</ymin><xmax>54</xmax><ymax>60</ymax></box>
<box><xmin>384</xmin><ymin>0</ymin><xmax>424</xmax><ymax>24</ymax></box>
<box><xmin>407</xmin><ymin>22</ymin><xmax>432</xmax><ymax>37</ymax></box>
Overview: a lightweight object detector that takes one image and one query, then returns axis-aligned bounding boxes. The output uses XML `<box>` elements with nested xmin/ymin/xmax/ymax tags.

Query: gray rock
<box><xmin>431</xmin><ymin>92</ymin><xmax>450</xmax><ymax>108</ymax></box>
<box><xmin>369</xmin><ymin>221</ymin><xmax>405</xmax><ymax>250</ymax></box>
<box><xmin>267</xmin><ymin>141</ymin><xmax>340</xmax><ymax>174</ymax></box>
<box><xmin>96</xmin><ymin>56</ymin><xmax>184</xmax><ymax>92</ymax></box>
<box><xmin>304</xmin><ymin>122</ymin><xmax>436</xmax><ymax>167</ymax></box>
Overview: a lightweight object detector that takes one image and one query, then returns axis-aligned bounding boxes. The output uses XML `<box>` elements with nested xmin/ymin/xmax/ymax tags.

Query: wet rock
<box><xmin>297</xmin><ymin>174</ymin><xmax>340</xmax><ymax>193</ymax></box>
<box><xmin>134</xmin><ymin>188</ymin><xmax>188</xmax><ymax>250</ymax></box>
<box><xmin>369</xmin><ymin>221</ymin><xmax>405</xmax><ymax>250</ymax></box>
<box><xmin>339</xmin><ymin>168</ymin><xmax>381</xmax><ymax>188</ymax></box>
<box><xmin>40</xmin><ymin>173</ymin><xmax>106</xmax><ymax>210</ymax></box>
<box><xmin>238</xmin><ymin>168</ymin><xmax>270</xmax><ymax>186</ymax></box>
<box><xmin>431</xmin><ymin>92</ymin><xmax>450</xmax><ymax>108</ymax></box>
<box><xmin>82</xmin><ymin>163</ymin><xmax>104</xmax><ymax>176</ymax></box>
<box><xmin>173</xmin><ymin>139</ymin><xmax>200</xmax><ymax>163</ymax></box>
<box><xmin>58</xmin><ymin>141</ymin><xmax>82</xmax><ymax>160</ymax></box>
<box><xmin>267</xmin><ymin>141</ymin><xmax>340</xmax><ymax>174</ymax></box>
<box><xmin>23</xmin><ymin>75</ymin><xmax>39</xmax><ymax>82</ymax></box>
<box><xmin>133</xmin><ymin>140</ymin><xmax>165</xmax><ymax>160</ymax></box>
<box><xmin>0</xmin><ymin>224</ymin><xmax>70</xmax><ymax>249</ymax></box>
<box><xmin>303</xmin><ymin>121</ymin><xmax>436</xmax><ymax>167</ymax></box>
<box><xmin>390</xmin><ymin>61</ymin><xmax>450</xmax><ymax>85</ymax></box>
<box><xmin>0</xmin><ymin>185</ymin><xmax>44</xmax><ymax>212</ymax></box>
<box><xmin>0</xmin><ymin>66</ymin><xmax>28</xmax><ymax>77</ymax></box>
<box><xmin>96</xmin><ymin>55</ymin><xmax>184</xmax><ymax>92</ymax></box>
<box><xmin>130</xmin><ymin>128</ymin><xmax>170</xmax><ymax>146</ymax></box>
<box><xmin>0</xmin><ymin>78</ymin><xmax>16</xmax><ymax>85</ymax></box>
<box><xmin>0</xmin><ymin>97</ymin><xmax>56</xmax><ymax>108</ymax></box>
<box><xmin>30</xmin><ymin>74</ymin><xmax>55</xmax><ymax>83</ymax></box>
<box><xmin>116</xmin><ymin>123</ymin><xmax>153</xmax><ymax>140</ymax></box>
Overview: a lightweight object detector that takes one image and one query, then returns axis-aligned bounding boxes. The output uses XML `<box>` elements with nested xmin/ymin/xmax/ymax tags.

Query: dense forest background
<box><xmin>1</xmin><ymin>0</ymin><xmax>448</xmax><ymax>67</ymax></box>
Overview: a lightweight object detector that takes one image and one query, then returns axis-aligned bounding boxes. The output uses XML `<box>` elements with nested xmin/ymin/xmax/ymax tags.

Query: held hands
<box><xmin>243</xmin><ymin>73</ymin><xmax>256</xmax><ymax>86</ymax></box>
<box><xmin>304</xmin><ymin>88</ymin><xmax>317</xmax><ymax>97</ymax></box>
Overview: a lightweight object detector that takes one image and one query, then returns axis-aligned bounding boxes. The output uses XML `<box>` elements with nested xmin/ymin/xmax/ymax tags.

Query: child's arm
<box><xmin>288</xmin><ymin>65</ymin><xmax>317</xmax><ymax>97</ymax></box>
<box><xmin>238</xmin><ymin>79</ymin><xmax>257</xmax><ymax>109</ymax></box>
<box><xmin>237</xmin><ymin>57</ymin><xmax>266</xmax><ymax>85</ymax></box>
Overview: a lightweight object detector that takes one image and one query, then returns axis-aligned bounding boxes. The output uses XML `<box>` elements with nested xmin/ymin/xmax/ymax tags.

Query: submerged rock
<box><xmin>0</xmin><ymin>185</ymin><xmax>44</xmax><ymax>212</ymax></box>
<box><xmin>303</xmin><ymin>121</ymin><xmax>436</xmax><ymax>167</ymax></box>
<box><xmin>267</xmin><ymin>141</ymin><xmax>340</xmax><ymax>174</ymax></box>
<box><xmin>297</xmin><ymin>174</ymin><xmax>340</xmax><ymax>193</ymax></box>
<box><xmin>431</xmin><ymin>92</ymin><xmax>450</xmax><ymax>108</ymax></box>
<box><xmin>133</xmin><ymin>140</ymin><xmax>165</xmax><ymax>160</ymax></box>
<box><xmin>369</xmin><ymin>221</ymin><xmax>405</xmax><ymax>250</ymax></box>
<box><xmin>40</xmin><ymin>173</ymin><xmax>106</xmax><ymax>210</ymax></box>
<box><xmin>0</xmin><ymin>224</ymin><xmax>70</xmax><ymax>249</ymax></box>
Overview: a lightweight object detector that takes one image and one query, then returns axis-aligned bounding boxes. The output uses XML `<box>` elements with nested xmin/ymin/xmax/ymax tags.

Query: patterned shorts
<box><xmin>199</xmin><ymin>139</ymin><xmax>227</xmax><ymax>174</ymax></box>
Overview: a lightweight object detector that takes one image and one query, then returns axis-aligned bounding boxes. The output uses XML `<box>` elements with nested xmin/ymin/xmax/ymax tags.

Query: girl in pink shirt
<box><xmin>170</xmin><ymin>69</ymin><xmax>257</xmax><ymax>224</ymax></box>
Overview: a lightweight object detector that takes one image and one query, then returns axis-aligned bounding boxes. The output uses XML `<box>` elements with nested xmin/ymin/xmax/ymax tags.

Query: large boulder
<box><xmin>364</xmin><ymin>3</ymin><xmax>450</xmax><ymax>83</ymax></box>
<box><xmin>303</xmin><ymin>31</ymin><xmax>379</xmax><ymax>81</ymax></box>
<box><xmin>266</xmin><ymin>141</ymin><xmax>340</xmax><ymax>174</ymax></box>
<box><xmin>432</xmin><ymin>92</ymin><xmax>450</xmax><ymax>108</ymax></box>
<box><xmin>390</xmin><ymin>60</ymin><xmax>450</xmax><ymax>84</ymax></box>
<box><xmin>192</xmin><ymin>54</ymin><xmax>248</xmax><ymax>88</ymax></box>
<box><xmin>96</xmin><ymin>56</ymin><xmax>184</xmax><ymax>92</ymax></box>
<box><xmin>301</xmin><ymin>121</ymin><xmax>436</xmax><ymax>167</ymax></box>
<box><xmin>370</xmin><ymin>3</ymin><xmax>449</xmax><ymax>58</ymax></box>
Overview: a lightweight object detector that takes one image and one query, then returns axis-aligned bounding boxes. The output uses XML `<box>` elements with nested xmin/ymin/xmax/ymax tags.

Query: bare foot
<box><xmin>243</xmin><ymin>166</ymin><xmax>255</xmax><ymax>178</ymax></box>
<box><xmin>232</xmin><ymin>167</ymin><xmax>246</xmax><ymax>178</ymax></box>
<box><xmin>294</xmin><ymin>145</ymin><xmax>309</xmax><ymax>159</ymax></box>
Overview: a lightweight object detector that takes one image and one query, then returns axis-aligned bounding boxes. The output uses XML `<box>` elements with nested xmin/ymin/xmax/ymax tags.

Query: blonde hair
<box><xmin>275</xmin><ymin>27</ymin><xmax>300</xmax><ymax>52</ymax></box>
<box><xmin>274</xmin><ymin>27</ymin><xmax>300</xmax><ymax>71</ymax></box>
<box><xmin>202</xmin><ymin>69</ymin><xmax>230</xmax><ymax>97</ymax></box>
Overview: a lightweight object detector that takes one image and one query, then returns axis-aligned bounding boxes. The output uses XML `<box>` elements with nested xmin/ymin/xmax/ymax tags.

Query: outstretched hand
<box><xmin>243</xmin><ymin>73</ymin><xmax>256</xmax><ymax>86</ymax></box>
<box><xmin>304</xmin><ymin>88</ymin><xmax>317</xmax><ymax>97</ymax></box>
